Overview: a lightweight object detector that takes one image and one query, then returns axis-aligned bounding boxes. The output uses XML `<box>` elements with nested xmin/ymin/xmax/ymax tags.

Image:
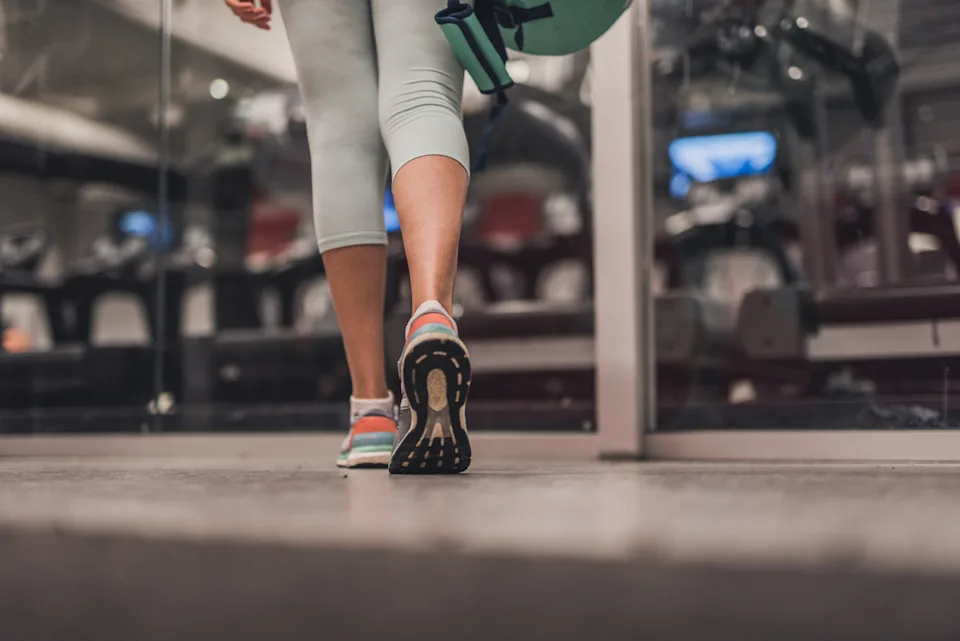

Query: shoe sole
<box><xmin>337</xmin><ymin>447</ymin><xmax>392</xmax><ymax>469</ymax></box>
<box><xmin>389</xmin><ymin>333</ymin><xmax>471</xmax><ymax>475</ymax></box>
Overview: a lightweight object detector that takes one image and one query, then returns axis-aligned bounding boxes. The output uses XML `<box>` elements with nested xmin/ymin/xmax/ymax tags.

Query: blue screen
<box><xmin>669</xmin><ymin>132</ymin><xmax>778</xmax><ymax>188</ymax></box>
<box><xmin>670</xmin><ymin>173</ymin><xmax>693</xmax><ymax>199</ymax></box>
<box><xmin>384</xmin><ymin>189</ymin><xmax>400</xmax><ymax>233</ymax></box>
<box><xmin>118</xmin><ymin>210</ymin><xmax>175</xmax><ymax>249</ymax></box>
<box><xmin>119</xmin><ymin>210</ymin><xmax>155</xmax><ymax>238</ymax></box>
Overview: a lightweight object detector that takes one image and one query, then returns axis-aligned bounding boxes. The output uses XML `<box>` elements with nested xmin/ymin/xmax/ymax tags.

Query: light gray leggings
<box><xmin>278</xmin><ymin>0</ymin><xmax>470</xmax><ymax>253</ymax></box>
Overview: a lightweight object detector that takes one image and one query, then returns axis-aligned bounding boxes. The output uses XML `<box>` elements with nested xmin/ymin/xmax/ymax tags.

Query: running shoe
<box><xmin>389</xmin><ymin>302</ymin><xmax>472</xmax><ymax>475</ymax></box>
<box><xmin>337</xmin><ymin>408</ymin><xmax>397</xmax><ymax>468</ymax></box>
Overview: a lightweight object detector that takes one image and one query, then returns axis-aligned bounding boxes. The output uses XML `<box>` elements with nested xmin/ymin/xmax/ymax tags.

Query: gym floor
<box><xmin>3</xmin><ymin>454</ymin><xmax>960</xmax><ymax>640</ymax></box>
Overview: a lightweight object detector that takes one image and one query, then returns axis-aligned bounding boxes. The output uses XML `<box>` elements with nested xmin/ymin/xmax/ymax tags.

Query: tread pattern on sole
<box><xmin>389</xmin><ymin>336</ymin><xmax>471</xmax><ymax>475</ymax></box>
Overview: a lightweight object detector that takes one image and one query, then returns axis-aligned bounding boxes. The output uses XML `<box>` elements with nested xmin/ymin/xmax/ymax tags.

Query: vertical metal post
<box><xmin>813</xmin><ymin>78</ymin><xmax>840</xmax><ymax>289</ymax></box>
<box><xmin>796</xmin><ymin>73</ymin><xmax>840</xmax><ymax>294</ymax></box>
<box><xmin>153</xmin><ymin>0</ymin><xmax>173</xmax><ymax>432</ymax></box>
<box><xmin>872</xmin><ymin>99</ymin><xmax>910</xmax><ymax>284</ymax></box>
<box><xmin>591</xmin><ymin>0</ymin><xmax>655</xmax><ymax>458</ymax></box>
<box><xmin>864</xmin><ymin>0</ymin><xmax>910</xmax><ymax>285</ymax></box>
<box><xmin>795</xmin><ymin>129</ymin><xmax>831</xmax><ymax>292</ymax></box>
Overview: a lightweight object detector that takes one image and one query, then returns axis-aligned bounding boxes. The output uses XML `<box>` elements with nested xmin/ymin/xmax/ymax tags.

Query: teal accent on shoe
<box><xmin>409</xmin><ymin>322</ymin><xmax>457</xmax><ymax>341</ymax></box>
<box><xmin>351</xmin><ymin>432</ymin><xmax>396</xmax><ymax>449</ymax></box>
<box><xmin>349</xmin><ymin>444</ymin><xmax>394</xmax><ymax>454</ymax></box>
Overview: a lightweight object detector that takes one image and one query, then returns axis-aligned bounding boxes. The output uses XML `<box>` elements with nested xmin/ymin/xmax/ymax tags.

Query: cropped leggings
<box><xmin>278</xmin><ymin>0</ymin><xmax>470</xmax><ymax>253</ymax></box>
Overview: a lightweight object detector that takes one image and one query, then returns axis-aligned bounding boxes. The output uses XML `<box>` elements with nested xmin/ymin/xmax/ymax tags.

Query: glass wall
<box><xmin>650</xmin><ymin>0</ymin><xmax>960</xmax><ymax>431</ymax></box>
<box><xmin>19</xmin><ymin>0</ymin><xmax>959</xmax><ymax>438</ymax></box>
<box><xmin>0</xmin><ymin>0</ymin><xmax>596</xmax><ymax>434</ymax></box>
<box><xmin>0</xmin><ymin>0</ymin><xmax>164</xmax><ymax>433</ymax></box>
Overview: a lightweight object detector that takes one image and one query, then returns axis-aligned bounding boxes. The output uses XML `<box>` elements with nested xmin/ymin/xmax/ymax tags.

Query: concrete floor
<box><xmin>3</xmin><ymin>458</ymin><xmax>960</xmax><ymax>640</ymax></box>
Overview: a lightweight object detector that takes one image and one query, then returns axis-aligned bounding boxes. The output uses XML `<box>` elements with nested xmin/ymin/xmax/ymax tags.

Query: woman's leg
<box><xmin>372</xmin><ymin>0</ymin><xmax>473</xmax><ymax>474</ymax></box>
<box><xmin>371</xmin><ymin>0</ymin><xmax>470</xmax><ymax>315</ymax></box>
<box><xmin>392</xmin><ymin>158</ymin><xmax>468</xmax><ymax>313</ymax></box>
<box><xmin>279</xmin><ymin>0</ymin><xmax>396</xmax><ymax>466</ymax></box>
<box><xmin>322</xmin><ymin>244</ymin><xmax>388</xmax><ymax>400</ymax></box>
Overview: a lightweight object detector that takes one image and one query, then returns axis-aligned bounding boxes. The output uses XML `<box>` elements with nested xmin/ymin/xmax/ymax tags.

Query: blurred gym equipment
<box><xmin>0</xmin><ymin>231</ymin><xmax>47</xmax><ymax>275</ymax></box>
<box><xmin>836</xmin><ymin>154</ymin><xmax>960</xmax><ymax>285</ymax></box>
<box><xmin>63</xmin><ymin>205</ymin><xmax>182</xmax><ymax>346</ymax></box>
<box><xmin>0</xmin><ymin>229</ymin><xmax>66</xmax><ymax>346</ymax></box>
<box><xmin>0</xmin><ymin>92</ymin><xmax>192</xmax><ymax>428</ymax></box>
<box><xmin>171</xmin><ymin>182</ymin><xmax>410</xmax><ymax>431</ymax></box>
<box><xmin>0</xmin><ymin>215</ymin><xmax>160</xmax><ymax>425</ymax></box>
<box><xmin>0</xmin><ymin>229</ymin><xmax>51</xmax><ymax>355</ymax></box>
<box><xmin>643</xmin><ymin>0</ymin><xmax>960</xmax><ymax>428</ymax></box>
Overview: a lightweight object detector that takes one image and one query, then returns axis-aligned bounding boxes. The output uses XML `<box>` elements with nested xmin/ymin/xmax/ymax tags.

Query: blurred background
<box><xmin>1</xmin><ymin>0</ymin><xmax>959</xmax><ymax>436</ymax></box>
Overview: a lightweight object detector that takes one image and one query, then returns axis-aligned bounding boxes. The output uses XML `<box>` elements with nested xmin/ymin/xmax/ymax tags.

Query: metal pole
<box><xmin>794</xmin><ymin>70</ymin><xmax>838</xmax><ymax>293</ymax></box>
<box><xmin>635</xmin><ymin>0</ymin><xmax>656</xmax><ymax>439</ymax></box>
<box><xmin>592</xmin><ymin>0</ymin><xmax>655</xmax><ymax>458</ymax></box>
<box><xmin>153</xmin><ymin>0</ymin><xmax>173</xmax><ymax>432</ymax></box>
<box><xmin>872</xmin><ymin>98</ymin><xmax>910</xmax><ymax>284</ymax></box>
<box><xmin>864</xmin><ymin>0</ymin><xmax>910</xmax><ymax>284</ymax></box>
<box><xmin>813</xmin><ymin>75</ymin><xmax>839</xmax><ymax>289</ymax></box>
<box><xmin>796</xmin><ymin>136</ymin><xmax>829</xmax><ymax>291</ymax></box>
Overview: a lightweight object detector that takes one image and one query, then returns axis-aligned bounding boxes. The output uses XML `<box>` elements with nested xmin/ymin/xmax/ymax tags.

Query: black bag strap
<box><xmin>445</xmin><ymin>0</ymin><xmax>553</xmax><ymax>172</ymax></box>
<box><xmin>491</xmin><ymin>3</ymin><xmax>554</xmax><ymax>51</ymax></box>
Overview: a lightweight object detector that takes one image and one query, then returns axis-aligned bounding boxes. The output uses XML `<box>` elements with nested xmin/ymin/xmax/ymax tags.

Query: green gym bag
<box><xmin>436</xmin><ymin>0</ymin><xmax>633</xmax><ymax>170</ymax></box>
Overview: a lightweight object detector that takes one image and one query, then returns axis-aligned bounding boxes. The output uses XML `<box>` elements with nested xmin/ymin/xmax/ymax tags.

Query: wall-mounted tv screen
<box><xmin>384</xmin><ymin>189</ymin><xmax>400</xmax><ymax>233</ymax></box>
<box><xmin>117</xmin><ymin>210</ymin><xmax>177</xmax><ymax>250</ymax></box>
<box><xmin>668</xmin><ymin>131</ymin><xmax>778</xmax><ymax>198</ymax></box>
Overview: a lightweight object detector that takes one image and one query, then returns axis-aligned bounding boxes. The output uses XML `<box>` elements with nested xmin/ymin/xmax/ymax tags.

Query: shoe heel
<box><xmin>391</xmin><ymin>335</ymin><xmax>471</xmax><ymax>474</ymax></box>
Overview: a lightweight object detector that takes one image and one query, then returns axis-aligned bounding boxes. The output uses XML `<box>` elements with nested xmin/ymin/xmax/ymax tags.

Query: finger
<box><xmin>260</xmin><ymin>0</ymin><xmax>273</xmax><ymax>15</ymax></box>
<box><xmin>227</xmin><ymin>0</ymin><xmax>262</xmax><ymax>17</ymax></box>
<box><xmin>245</xmin><ymin>14</ymin><xmax>271</xmax><ymax>28</ymax></box>
<box><xmin>238</xmin><ymin>7</ymin><xmax>267</xmax><ymax>20</ymax></box>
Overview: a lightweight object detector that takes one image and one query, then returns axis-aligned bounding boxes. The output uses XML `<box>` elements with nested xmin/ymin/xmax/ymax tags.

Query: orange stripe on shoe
<box><xmin>352</xmin><ymin>415</ymin><xmax>397</xmax><ymax>435</ymax></box>
<box><xmin>406</xmin><ymin>312</ymin><xmax>454</xmax><ymax>340</ymax></box>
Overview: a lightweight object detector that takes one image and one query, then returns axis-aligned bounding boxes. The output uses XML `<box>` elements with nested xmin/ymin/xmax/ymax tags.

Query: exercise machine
<box><xmin>728</xmin><ymin>0</ymin><xmax>960</xmax><ymax>426</ymax></box>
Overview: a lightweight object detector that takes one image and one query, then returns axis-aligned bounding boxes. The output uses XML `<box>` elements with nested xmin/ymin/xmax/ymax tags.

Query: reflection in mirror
<box><xmin>652</xmin><ymin>0</ymin><xmax>960</xmax><ymax>432</ymax></box>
